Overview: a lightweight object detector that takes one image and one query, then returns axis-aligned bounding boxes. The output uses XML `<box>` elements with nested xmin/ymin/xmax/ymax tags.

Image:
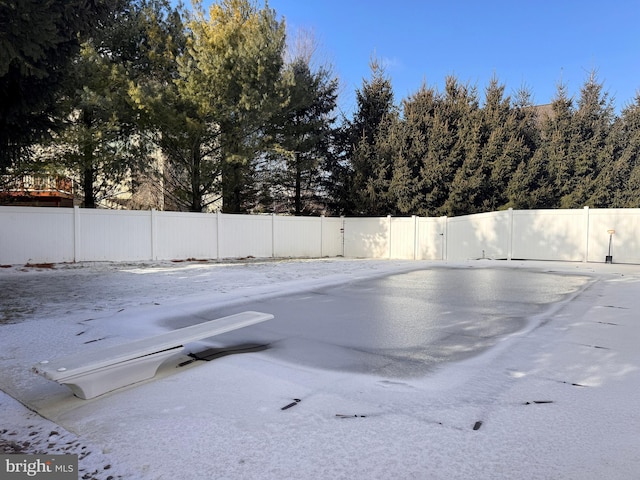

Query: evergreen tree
<box><xmin>131</xmin><ymin>0</ymin><xmax>286</xmax><ymax>212</ymax></box>
<box><xmin>539</xmin><ymin>81</ymin><xmax>575</xmax><ymax>207</ymax></box>
<box><xmin>384</xmin><ymin>78</ymin><xmax>479</xmax><ymax>217</ymax></box>
<box><xmin>347</xmin><ymin>57</ymin><xmax>396</xmax><ymax>215</ymax></box>
<box><xmin>438</xmin><ymin>77</ymin><xmax>532</xmax><ymax>215</ymax></box>
<box><xmin>443</xmin><ymin>107</ymin><xmax>485</xmax><ymax>215</ymax></box>
<box><xmin>481</xmin><ymin>77</ymin><xmax>527</xmax><ymax>211</ymax></box>
<box><xmin>0</xmin><ymin>0</ymin><xmax>127</xmax><ymax>174</ymax></box>
<box><xmin>429</xmin><ymin>77</ymin><xmax>480</xmax><ymax>215</ymax></box>
<box><xmin>367</xmin><ymin>109</ymin><xmax>401</xmax><ymax>215</ymax></box>
<box><xmin>592</xmin><ymin>94</ymin><xmax>640</xmax><ymax>207</ymax></box>
<box><xmin>505</xmin><ymin>87</ymin><xmax>544</xmax><ymax>208</ymax></box>
<box><xmin>321</xmin><ymin>118</ymin><xmax>353</xmax><ymax>215</ymax></box>
<box><xmin>263</xmin><ymin>55</ymin><xmax>338</xmax><ymax>215</ymax></box>
<box><xmin>391</xmin><ymin>84</ymin><xmax>438</xmax><ymax>215</ymax></box>
<box><xmin>508</xmin><ymin>149</ymin><xmax>555</xmax><ymax>208</ymax></box>
<box><xmin>44</xmin><ymin>0</ymin><xmax>182</xmax><ymax>208</ymax></box>
<box><xmin>192</xmin><ymin>0</ymin><xmax>287</xmax><ymax>213</ymax></box>
<box><xmin>622</xmin><ymin>99</ymin><xmax>640</xmax><ymax>207</ymax></box>
<box><xmin>130</xmin><ymin>3</ymin><xmax>214</xmax><ymax>213</ymax></box>
<box><xmin>49</xmin><ymin>43</ymin><xmax>141</xmax><ymax>208</ymax></box>
<box><xmin>418</xmin><ymin>108</ymin><xmax>456</xmax><ymax>216</ymax></box>
<box><xmin>561</xmin><ymin>71</ymin><xmax>614</xmax><ymax>207</ymax></box>
<box><xmin>440</xmin><ymin>78</ymin><xmax>482</xmax><ymax>215</ymax></box>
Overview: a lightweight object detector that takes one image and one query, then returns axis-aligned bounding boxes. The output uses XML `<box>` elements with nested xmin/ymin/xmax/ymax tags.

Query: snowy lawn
<box><xmin>1</xmin><ymin>258</ymin><xmax>639</xmax><ymax>479</ymax></box>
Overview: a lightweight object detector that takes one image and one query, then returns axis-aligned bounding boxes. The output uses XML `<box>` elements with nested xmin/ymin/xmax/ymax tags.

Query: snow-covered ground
<box><xmin>1</xmin><ymin>258</ymin><xmax>639</xmax><ymax>479</ymax></box>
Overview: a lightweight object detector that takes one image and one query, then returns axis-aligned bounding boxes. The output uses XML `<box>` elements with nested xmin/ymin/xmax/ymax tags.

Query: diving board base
<box><xmin>32</xmin><ymin>311</ymin><xmax>274</xmax><ymax>400</ymax></box>
<box><xmin>59</xmin><ymin>347</ymin><xmax>182</xmax><ymax>400</ymax></box>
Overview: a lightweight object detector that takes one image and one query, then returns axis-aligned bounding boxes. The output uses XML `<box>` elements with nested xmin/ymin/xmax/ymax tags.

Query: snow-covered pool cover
<box><xmin>1</xmin><ymin>259</ymin><xmax>639</xmax><ymax>479</ymax></box>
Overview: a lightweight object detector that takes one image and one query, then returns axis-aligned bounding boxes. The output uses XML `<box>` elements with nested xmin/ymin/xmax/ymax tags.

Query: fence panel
<box><xmin>446</xmin><ymin>211</ymin><xmax>511</xmax><ymax>261</ymax></box>
<box><xmin>154</xmin><ymin>211</ymin><xmax>217</xmax><ymax>260</ymax></box>
<box><xmin>511</xmin><ymin>209</ymin><xmax>585</xmax><ymax>261</ymax></box>
<box><xmin>274</xmin><ymin>216</ymin><xmax>322</xmax><ymax>257</ymax></box>
<box><xmin>218</xmin><ymin>214</ymin><xmax>272</xmax><ymax>259</ymax></box>
<box><xmin>344</xmin><ymin>217</ymin><xmax>390</xmax><ymax>258</ymax></box>
<box><xmin>0</xmin><ymin>206</ymin><xmax>74</xmax><ymax>264</ymax></box>
<box><xmin>587</xmin><ymin>208</ymin><xmax>640</xmax><ymax>264</ymax></box>
<box><xmin>77</xmin><ymin>209</ymin><xmax>152</xmax><ymax>262</ymax></box>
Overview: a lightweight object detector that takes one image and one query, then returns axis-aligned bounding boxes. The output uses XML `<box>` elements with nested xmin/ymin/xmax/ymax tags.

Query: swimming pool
<box><xmin>181</xmin><ymin>266</ymin><xmax>593</xmax><ymax>378</ymax></box>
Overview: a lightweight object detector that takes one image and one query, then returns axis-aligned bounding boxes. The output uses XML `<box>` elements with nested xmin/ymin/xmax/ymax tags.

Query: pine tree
<box><xmin>444</xmin><ymin>108</ymin><xmax>485</xmax><ymax>215</ymax></box>
<box><xmin>189</xmin><ymin>0</ymin><xmax>287</xmax><ymax>212</ymax></box>
<box><xmin>25</xmin><ymin>0</ymin><xmax>181</xmax><ymax>208</ymax></box>
<box><xmin>440</xmin><ymin>78</ymin><xmax>483</xmax><ymax>215</ymax></box>
<box><xmin>0</xmin><ymin>0</ymin><xmax>127</xmax><ymax>174</ymax></box>
<box><xmin>505</xmin><ymin>87</ymin><xmax>543</xmax><ymax>208</ymax></box>
<box><xmin>481</xmin><ymin>77</ymin><xmax>525</xmax><ymax>211</ymax></box>
<box><xmin>419</xmin><ymin>110</ymin><xmax>455</xmax><ymax>216</ymax></box>
<box><xmin>368</xmin><ymin>110</ymin><xmax>401</xmax><ymax>215</ymax></box>
<box><xmin>131</xmin><ymin>0</ymin><xmax>287</xmax><ymax>212</ymax></box>
<box><xmin>592</xmin><ymin>94</ymin><xmax>640</xmax><ymax>207</ymax></box>
<box><xmin>262</xmin><ymin>55</ymin><xmax>338</xmax><ymax>215</ymax></box>
<box><xmin>538</xmin><ymin>81</ymin><xmax>575</xmax><ymax>207</ymax></box>
<box><xmin>347</xmin><ymin>57</ymin><xmax>396</xmax><ymax>215</ymax></box>
<box><xmin>561</xmin><ymin>71</ymin><xmax>614</xmax><ymax>208</ymax></box>
<box><xmin>48</xmin><ymin>43</ymin><xmax>142</xmax><ymax>208</ymax></box>
<box><xmin>321</xmin><ymin>120</ymin><xmax>354</xmax><ymax>215</ymax></box>
<box><xmin>391</xmin><ymin>84</ymin><xmax>437</xmax><ymax>215</ymax></box>
<box><xmin>623</xmin><ymin>101</ymin><xmax>640</xmax><ymax>207</ymax></box>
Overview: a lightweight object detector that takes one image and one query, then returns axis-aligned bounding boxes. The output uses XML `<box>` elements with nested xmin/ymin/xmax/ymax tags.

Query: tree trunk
<box><xmin>190</xmin><ymin>146</ymin><xmax>203</xmax><ymax>212</ymax></box>
<box><xmin>82</xmin><ymin>164</ymin><xmax>96</xmax><ymax>208</ymax></box>
<box><xmin>294</xmin><ymin>152</ymin><xmax>302</xmax><ymax>216</ymax></box>
<box><xmin>222</xmin><ymin>162</ymin><xmax>243</xmax><ymax>213</ymax></box>
<box><xmin>82</xmin><ymin>108</ymin><xmax>96</xmax><ymax>208</ymax></box>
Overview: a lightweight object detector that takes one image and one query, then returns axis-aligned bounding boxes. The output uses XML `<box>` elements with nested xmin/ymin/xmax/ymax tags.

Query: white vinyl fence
<box><xmin>1</xmin><ymin>206</ymin><xmax>639</xmax><ymax>265</ymax></box>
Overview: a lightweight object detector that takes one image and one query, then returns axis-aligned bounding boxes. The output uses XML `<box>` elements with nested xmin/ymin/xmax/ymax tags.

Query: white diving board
<box><xmin>32</xmin><ymin>311</ymin><xmax>274</xmax><ymax>399</ymax></box>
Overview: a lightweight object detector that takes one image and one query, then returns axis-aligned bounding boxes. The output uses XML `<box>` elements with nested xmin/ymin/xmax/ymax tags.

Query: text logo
<box><xmin>1</xmin><ymin>455</ymin><xmax>77</xmax><ymax>479</ymax></box>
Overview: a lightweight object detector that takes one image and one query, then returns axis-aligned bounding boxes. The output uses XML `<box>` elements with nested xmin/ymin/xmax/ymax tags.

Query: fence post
<box><xmin>583</xmin><ymin>206</ymin><xmax>590</xmax><ymax>262</ymax></box>
<box><xmin>508</xmin><ymin>208</ymin><xmax>514</xmax><ymax>261</ymax></box>
<box><xmin>271</xmin><ymin>213</ymin><xmax>276</xmax><ymax>258</ymax></box>
<box><xmin>412</xmin><ymin>215</ymin><xmax>418</xmax><ymax>260</ymax></box>
<box><xmin>341</xmin><ymin>216</ymin><xmax>345</xmax><ymax>257</ymax></box>
<box><xmin>150</xmin><ymin>209</ymin><xmax>158</xmax><ymax>261</ymax></box>
<box><xmin>387</xmin><ymin>215</ymin><xmax>392</xmax><ymax>259</ymax></box>
<box><xmin>73</xmin><ymin>206</ymin><xmax>81</xmax><ymax>263</ymax></box>
<box><xmin>320</xmin><ymin>215</ymin><xmax>324</xmax><ymax>258</ymax></box>
<box><xmin>216</xmin><ymin>210</ymin><xmax>221</xmax><ymax>260</ymax></box>
<box><xmin>440</xmin><ymin>216</ymin><xmax>448</xmax><ymax>261</ymax></box>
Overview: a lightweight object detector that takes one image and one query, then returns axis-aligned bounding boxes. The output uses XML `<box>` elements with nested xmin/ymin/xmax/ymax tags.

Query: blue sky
<box><xmin>199</xmin><ymin>0</ymin><xmax>640</xmax><ymax>116</ymax></box>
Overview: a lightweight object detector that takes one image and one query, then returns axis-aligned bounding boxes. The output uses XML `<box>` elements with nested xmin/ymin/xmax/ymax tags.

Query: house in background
<box><xmin>0</xmin><ymin>175</ymin><xmax>75</xmax><ymax>207</ymax></box>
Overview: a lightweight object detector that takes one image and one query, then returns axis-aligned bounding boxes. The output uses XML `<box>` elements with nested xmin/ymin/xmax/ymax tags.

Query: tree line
<box><xmin>2</xmin><ymin>0</ymin><xmax>639</xmax><ymax>215</ymax></box>
<box><xmin>338</xmin><ymin>64</ymin><xmax>640</xmax><ymax>216</ymax></box>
